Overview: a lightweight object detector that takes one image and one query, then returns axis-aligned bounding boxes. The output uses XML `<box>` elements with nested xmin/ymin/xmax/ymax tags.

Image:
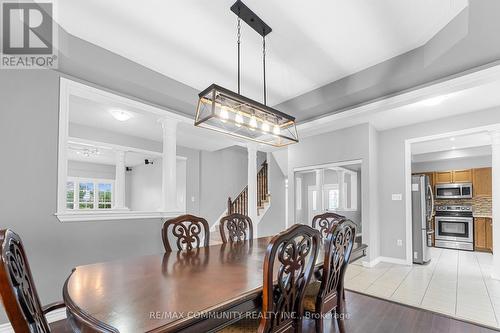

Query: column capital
<box><xmin>246</xmin><ymin>142</ymin><xmax>258</xmax><ymax>153</ymax></box>
<box><xmin>158</xmin><ymin>117</ymin><xmax>179</xmax><ymax>129</ymax></box>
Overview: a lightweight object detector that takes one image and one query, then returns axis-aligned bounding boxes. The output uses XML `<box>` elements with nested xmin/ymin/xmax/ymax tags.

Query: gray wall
<box><xmin>378</xmin><ymin>107</ymin><xmax>500</xmax><ymax>260</ymax></box>
<box><xmin>287</xmin><ymin>123</ymin><xmax>379</xmax><ymax>263</ymax></box>
<box><xmin>0</xmin><ymin>70</ymin><xmax>171</xmax><ymax>325</ymax></box>
<box><xmin>412</xmin><ymin>155</ymin><xmax>491</xmax><ymax>173</ymax></box>
<box><xmin>256</xmin><ymin>153</ymin><xmax>287</xmax><ymax>237</ymax></box>
<box><xmin>0</xmin><ymin>70</ymin><xmax>251</xmax><ymax>325</ymax></box>
<box><xmin>199</xmin><ymin>146</ymin><xmax>248</xmax><ymax>226</ymax></box>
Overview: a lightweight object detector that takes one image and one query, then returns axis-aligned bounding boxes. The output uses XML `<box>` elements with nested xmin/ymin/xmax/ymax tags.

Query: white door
<box><xmin>323</xmin><ymin>184</ymin><xmax>340</xmax><ymax>212</ymax></box>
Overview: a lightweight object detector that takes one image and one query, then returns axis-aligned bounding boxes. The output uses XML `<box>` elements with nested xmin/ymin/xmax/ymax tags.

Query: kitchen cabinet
<box><xmin>434</xmin><ymin>169</ymin><xmax>472</xmax><ymax>184</ymax></box>
<box><xmin>473</xmin><ymin>167</ymin><xmax>492</xmax><ymax>196</ymax></box>
<box><xmin>453</xmin><ymin>169</ymin><xmax>473</xmax><ymax>183</ymax></box>
<box><xmin>475</xmin><ymin>217</ymin><xmax>493</xmax><ymax>253</ymax></box>
<box><xmin>435</xmin><ymin>171</ymin><xmax>453</xmax><ymax>184</ymax></box>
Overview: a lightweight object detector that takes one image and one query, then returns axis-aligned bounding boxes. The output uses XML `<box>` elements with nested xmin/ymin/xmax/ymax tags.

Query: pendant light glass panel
<box><xmin>195</xmin><ymin>84</ymin><xmax>298</xmax><ymax>147</ymax></box>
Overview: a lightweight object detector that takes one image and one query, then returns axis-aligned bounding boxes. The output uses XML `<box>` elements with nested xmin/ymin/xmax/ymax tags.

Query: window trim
<box><xmin>67</xmin><ymin>177</ymin><xmax>114</xmax><ymax>211</ymax></box>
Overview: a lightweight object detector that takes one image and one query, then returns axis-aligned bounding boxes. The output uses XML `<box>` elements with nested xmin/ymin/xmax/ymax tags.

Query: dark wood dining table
<box><xmin>63</xmin><ymin>236</ymin><xmax>367</xmax><ymax>333</ymax></box>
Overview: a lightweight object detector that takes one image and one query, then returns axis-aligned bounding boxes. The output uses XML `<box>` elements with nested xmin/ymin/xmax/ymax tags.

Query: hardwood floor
<box><xmin>301</xmin><ymin>291</ymin><xmax>499</xmax><ymax>333</ymax></box>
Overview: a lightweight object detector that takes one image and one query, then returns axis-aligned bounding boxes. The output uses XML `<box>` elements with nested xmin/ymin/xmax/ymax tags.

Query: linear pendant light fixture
<box><xmin>194</xmin><ymin>0</ymin><xmax>298</xmax><ymax>147</ymax></box>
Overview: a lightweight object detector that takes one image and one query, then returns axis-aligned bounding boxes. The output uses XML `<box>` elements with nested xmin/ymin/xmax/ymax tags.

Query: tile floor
<box><xmin>345</xmin><ymin>247</ymin><xmax>500</xmax><ymax>329</ymax></box>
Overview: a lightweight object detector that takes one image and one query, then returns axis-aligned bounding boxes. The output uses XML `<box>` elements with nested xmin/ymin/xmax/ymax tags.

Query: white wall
<box><xmin>127</xmin><ymin>158</ymin><xmax>186</xmax><ymax>211</ymax></box>
<box><xmin>68</xmin><ymin>160</ymin><xmax>115</xmax><ymax>179</ymax></box>
<box><xmin>412</xmin><ymin>155</ymin><xmax>491</xmax><ymax>173</ymax></box>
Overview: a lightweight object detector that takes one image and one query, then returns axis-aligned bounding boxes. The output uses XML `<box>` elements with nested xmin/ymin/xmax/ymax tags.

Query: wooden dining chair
<box><xmin>311</xmin><ymin>212</ymin><xmax>346</xmax><ymax>239</ymax></box>
<box><xmin>303</xmin><ymin>220</ymin><xmax>356</xmax><ymax>333</ymax></box>
<box><xmin>219</xmin><ymin>224</ymin><xmax>321</xmax><ymax>333</ymax></box>
<box><xmin>219</xmin><ymin>213</ymin><xmax>253</xmax><ymax>243</ymax></box>
<box><xmin>0</xmin><ymin>229</ymin><xmax>73</xmax><ymax>333</ymax></box>
<box><xmin>162</xmin><ymin>214</ymin><xmax>210</xmax><ymax>252</ymax></box>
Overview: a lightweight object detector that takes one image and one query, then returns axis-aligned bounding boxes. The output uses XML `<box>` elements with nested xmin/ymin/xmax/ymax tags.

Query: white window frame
<box><xmin>57</xmin><ymin>78</ymin><xmax>191</xmax><ymax>222</ymax></box>
<box><xmin>66</xmin><ymin>177</ymin><xmax>114</xmax><ymax>211</ymax></box>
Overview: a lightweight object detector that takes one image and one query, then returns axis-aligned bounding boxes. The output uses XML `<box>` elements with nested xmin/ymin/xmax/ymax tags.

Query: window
<box><xmin>98</xmin><ymin>183</ymin><xmax>112</xmax><ymax>209</ymax></box>
<box><xmin>328</xmin><ymin>188</ymin><xmax>339</xmax><ymax>210</ymax></box>
<box><xmin>66</xmin><ymin>178</ymin><xmax>113</xmax><ymax>210</ymax></box>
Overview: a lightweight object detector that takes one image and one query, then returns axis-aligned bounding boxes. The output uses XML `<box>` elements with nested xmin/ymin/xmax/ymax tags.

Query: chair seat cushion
<box><xmin>303</xmin><ymin>281</ymin><xmax>321</xmax><ymax>313</ymax></box>
<box><xmin>218</xmin><ymin>316</ymin><xmax>260</xmax><ymax>332</ymax></box>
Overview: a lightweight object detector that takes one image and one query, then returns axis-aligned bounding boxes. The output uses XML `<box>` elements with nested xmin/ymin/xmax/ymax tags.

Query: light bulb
<box><xmin>262</xmin><ymin>122</ymin><xmax>270</xmax><ymax>132</ymax></box>
<box><xmin>273</xmin><ymin>125</ymin><xmax>280</xmax><ymax>135</ymax></box>
<box><xmin>235</xmin><ymin>113</ymin><xmax>243</xmax><ymax>127</ymax></box>
<box><xmin>249</xmin><ymin>116</ymin><xmax>257</xmax><ymax>130</ymax></box>
<box><xmin>220</xmin><ymin>107</ymin><xmax>229</xmax><ymax>122</ymax></box>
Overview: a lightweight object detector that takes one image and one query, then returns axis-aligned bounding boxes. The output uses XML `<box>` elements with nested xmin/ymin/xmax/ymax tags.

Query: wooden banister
<box><xmin>227</xmin><ymin>161</ymin><xmax>269</xmax><ymax>216</ymax></box>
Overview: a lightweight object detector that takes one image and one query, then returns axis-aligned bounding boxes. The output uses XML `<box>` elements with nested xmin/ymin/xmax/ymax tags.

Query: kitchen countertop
<box><xmin>473</xmin><ymin>214</ymin><xmax>492</xmax><ymax>218</ymax></box>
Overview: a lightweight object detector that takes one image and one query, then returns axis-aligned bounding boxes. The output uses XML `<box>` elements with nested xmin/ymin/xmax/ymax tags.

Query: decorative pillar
<box><xmin>315</xmin><ymin>169</ymin><xmax>324</xmax><ymax>212</ymax></box>
<box><xmin>491</xmin><ymin>131</ymin><xmax>500</xmax><ymax>279</ymax></box>
<box><xmin>113</xmin><ymin>150</ymin><xmax>128</xmax><ymax>210</ymax></box>
<box><xmin>338</xmin><ymin>170</ymin><xmax>346</xmax><ymax>210</ymax></box>
<box><xmin>159</xmin><ymin>118</ymin><xmax>178</xmax><ymax>212</ymax></box>
<box><xmin>247</xmin><ymin>143</ymin><xmax>258</xmax><ymax>223</ymax></box>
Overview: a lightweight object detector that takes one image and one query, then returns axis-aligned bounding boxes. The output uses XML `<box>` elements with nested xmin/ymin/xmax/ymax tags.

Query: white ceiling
<box><xmin>68</xmin><ymin>142</ymin><xmax>155</xmax><ymax>166</ymax></box>
<box><xmin>69</xmin><ymin>95</ymin><xmax>246</xmax><ymax>152</ymax></box>
<box><xmin>412</xmin><ymin>132</ymin><xmax>492</xmax><ymax>155</ymax></box>
<box><xmin>297</xmin><ymin>70</ymin><xmax>500</xmax><ymax>139</ymax></box>
<box><xmin>56</xmin><ymin>0</ymin><xmax>467</xmax><ymax>105</ymax></box>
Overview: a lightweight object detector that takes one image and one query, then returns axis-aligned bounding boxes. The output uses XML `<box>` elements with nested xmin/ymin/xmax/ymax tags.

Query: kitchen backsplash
<box><xmin>435</xmin><ymin>195</ymin><xmax>492</xmax><ymax>217</ymax></box>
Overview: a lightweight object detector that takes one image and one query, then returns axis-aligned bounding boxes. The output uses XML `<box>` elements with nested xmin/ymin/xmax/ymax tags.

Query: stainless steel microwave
<box><xmin>435</xmin><ymin>183</ymin><xmax>472</xmax><ymax>199</ymax></box>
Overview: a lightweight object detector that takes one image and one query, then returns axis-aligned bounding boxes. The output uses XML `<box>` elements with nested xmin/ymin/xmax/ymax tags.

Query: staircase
<box><xmin>227</xmin><ymin>161</ymin><xmax>270</xmax><ymax>216</ymax></box>
<box><xmin>210</xmin><ymin>161</ymin><xmax>271</xmax><ymax>240</ymax></box>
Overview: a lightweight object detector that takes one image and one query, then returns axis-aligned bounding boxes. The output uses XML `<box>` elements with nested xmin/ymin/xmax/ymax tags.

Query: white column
<box><xmin>491</xmin><ymin>131</ymin><xmax>500</xmax><ymax>279</ymax></box>
<box><xmin>247</xmin><ymin>143</ymin><xmax>258</xmax><ymax>223</ymax></box>
<box><xmin>113</xmin><ymin>150</ymin><xmax>128</xmax><ymax>210</ymax></box>
<box><xmin>338</xmin><ymin>170</ymin><xmax>346</xmax><ymax>210</ymax></box>
<box><xmin>159</xmin><ymin>118</ymin><xmax>179</xmax><ymax>212</ymax></box>
<box><xmin>315</xmin><ymin>169</ymin><xmax>324</xmax><ymax>212</ymax></box>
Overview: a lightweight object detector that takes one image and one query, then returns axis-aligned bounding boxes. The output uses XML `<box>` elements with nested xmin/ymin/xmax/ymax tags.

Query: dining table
<box><xmin>63</xmin><ymin>236</ymin><xmax>367</xmax><ymax>333</ymax></box>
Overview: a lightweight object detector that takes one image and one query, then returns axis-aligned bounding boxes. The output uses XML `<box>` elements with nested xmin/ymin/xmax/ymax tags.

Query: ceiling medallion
<box><xmin>195</xmin><ymin>0</ymin><xmax>298</xmax><ymax>147</ymax></box>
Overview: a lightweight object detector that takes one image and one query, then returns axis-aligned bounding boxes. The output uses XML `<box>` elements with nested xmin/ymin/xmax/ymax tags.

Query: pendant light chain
<box><xmin>263</xmin><ymin>34</ymin><xmax>267</xmax><ymax>106</ymax></box>
<box><xmin>237</xmin><ymin>17</ymin><xmax>241</xmax><ymax>95</ymax></box>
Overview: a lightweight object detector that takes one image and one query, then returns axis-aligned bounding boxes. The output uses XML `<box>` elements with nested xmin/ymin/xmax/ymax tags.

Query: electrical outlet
<box><xmin>191</xmin><ymin>196</ymin><xmax>195</xmax><ymax>202</ymax></box>
<box><xmin>397</xmin><ymin>239</ymin><xmax>403</xmax><ymax>246</ymax></box>
<box><xmin>392</xmin><ymin>194</ymin><xmax>403</xmax><ymax>201</ymax></box>
<box><xmin>414</xmin><ymin>251</ymin><xmax>418</xmax><ymax>259</ymax></box>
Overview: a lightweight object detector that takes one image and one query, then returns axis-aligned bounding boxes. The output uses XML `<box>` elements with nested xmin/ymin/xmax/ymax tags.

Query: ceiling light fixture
<box><xmin>415</xmin><ymin>95</ymin><xmax>450</xmax><ymax>107</ymax></box>
<box><xmin>450</xmin><ymin>137</ymin><xmax>455</xmax><ymax>141</ymax></box>
<box><xmin>109</xmin><ymin>109</ymin><xmax>133</xmax><ymax>121</ymax></box>
<box><xmin>194</xmin><ymin>0</ymin><xmax>298</xmax><ymax>147</ymax></box>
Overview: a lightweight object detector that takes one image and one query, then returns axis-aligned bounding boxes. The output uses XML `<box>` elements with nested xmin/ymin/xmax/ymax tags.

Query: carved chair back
<box><xmin>162</xmin><ymin>214</ymin><xmax>210</xmax><ymax>252</ymax></box>
<box><xmin>316</xmin><ymin>220</ymin><xmax>356</xmax><ymax>313</ymax></box>
<box><xmin>0</xmin><ymin>229</ymin><xmax>51</xmax><ymax>333</ymax></box>
<box><xmin>219</xmin><ymin>213</ymin><xmax>253</xmax><ymax>243</ymax></box>
<box><xmin>259</xmin><ymin>224</ymin><xmax>321</xmax><ymax>333</ymax></box>
<box><xmin>311</xmin><ymin>212</ymin><xmax>346</xmax><ymax>238</ymax></box>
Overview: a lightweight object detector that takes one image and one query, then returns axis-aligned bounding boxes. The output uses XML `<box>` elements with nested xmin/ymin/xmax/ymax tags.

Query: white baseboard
<box><xmin>0</xmin><ymin>308</ymin><xmax>66</xmax><ymax>333</ymax></box>
<box><xmin>362</xmin><ymin>256</ymin><xmax>410</xmax><ymax>268</ymax></box>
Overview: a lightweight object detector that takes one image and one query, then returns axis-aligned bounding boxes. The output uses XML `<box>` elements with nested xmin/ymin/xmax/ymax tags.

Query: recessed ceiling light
<box><xmin>450</xmin><ymin>137</ymin><xmax>455</xmax><ymax>141</ymax></box>
<box><xmin>415</xmin><ymin>95</ymin><xmax>450</xmax><ymax>107</ymax></box>
<box><xmin>451</xmin><ymin>146</ymin><xmax>456</xmax><ymax>150</ymax></box>
<box><xmin>109</xmin><ymin>109</ymin><xmax>133</xmax><ymax>121</ymax></box>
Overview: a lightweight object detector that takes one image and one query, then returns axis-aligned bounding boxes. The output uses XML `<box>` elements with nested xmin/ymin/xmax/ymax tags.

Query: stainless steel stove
<box><xmin>434</xmin><ymin>205</ymin><xmax>474</xmax><ymax>251</ymax></box>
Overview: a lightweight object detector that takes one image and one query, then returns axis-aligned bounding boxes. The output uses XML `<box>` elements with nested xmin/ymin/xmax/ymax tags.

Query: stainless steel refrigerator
<box><xmin>411</xmin><ymin>174</ymin><xmax>434</xmax><ymax>264</ymax></box>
